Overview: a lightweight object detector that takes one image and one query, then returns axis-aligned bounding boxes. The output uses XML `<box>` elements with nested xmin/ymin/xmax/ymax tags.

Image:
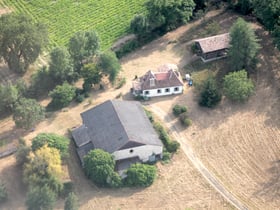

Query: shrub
<box><xmin>153</xmin><ymin>122</ymin><xmax>180</xmax><ymax>153</ymax></box>
<box><xmin>0</xmin><ymin>182</ymin><xmax>7</xmax><ymax>203</ymax></box>
<box><xmin>125</xmin><ymin>163</ymin><xmax>156</xmax><ymax>187</ymax></box>
<box><xmin>172</xmin><ymin>104</ymin><xmax>187</xmax><ymax>116</ymax></box>
<box><xmin>179</xmin><ymin>112</ymin><xmax>192</xmax><ymax>127</ymax></box>
<box><xmin>115</xmin><ymin>39</ymin><xmax>139</xmax><ymax>58</ymax></box>
<box><xmin>144</xmin><ymin>109</ymin><xmax>154</xmax><ymax>123</ymax></box>
<box><xmin>115</xmin><ymin>77</ymin><xmax>126</xmax><ymax>89</ymax></box>
<box><xmin>64</xmin><ymin>192</ymin><xmax>79</xmax><ymax>210</ymax></box>
<box><xmin>75</xmin><ymin>94</ymin><xmax>84</xmax><ymax>103</ymax></box>
<box><xmin>162</xmin><ymin>151</ymin><xmax>171</xmax><ymax>162</ymax></box>
<box><xmin>61</xmin><ymin>181</ymin><xmax>74</xmax><ymax>198</ymax></box>
<box><xmin>15</xmin><ymin>143</ymin><xmax>31</xmax><ymax>166</ymax></box>
<box><xmin>83</xmin><ymin>149</ymin><xmax>121</xmax><ymax>187</ymax></box>
<box><xmin>32</xmin><ymin>133</ymin><xmax>70</xmax><ymax>159</ymax></box>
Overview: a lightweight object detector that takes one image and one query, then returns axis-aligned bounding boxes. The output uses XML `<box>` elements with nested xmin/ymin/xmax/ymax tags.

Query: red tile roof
<box><xmin>134</xmin><ymin>64</ymin><xmax>183</xmax><ymax>90</ymax></box>
<box><xmin>195</xmin><ymin>33</ymin><xmax>230</xmax><ymax>53</ymax></box>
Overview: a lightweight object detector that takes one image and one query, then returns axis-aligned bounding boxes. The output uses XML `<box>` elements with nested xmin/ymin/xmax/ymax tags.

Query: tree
<box><xmin>81</xmin><ymin>63</ymin><xmax>102</xmax><ymax>90</ymax></box>
<box><xmin>23</xmin><ymin>145</ymin><xmax>63</xmax><ymax>190</ymax></box>
<box><xmin>26</xmin><ymin>185</ymin><xmax>56</xmax><ymax>210</ymax></box>
<box><xmin>125</xmin><ymin>163</ymin><xmax>156</xmax><ymax>187</ymax></box>
<box><xmin>172</xmin><ymin>104</ymin><xmax>187</xmax><ymax>116</ymax></box>
<box><xmin>0</xmin><ymin>13</ymin><xmax>48</xmax><ymax>73</ymax></box>
<box><xmin>64</xmin><ymin>192</ymin><xmax>79</xmax><ymax>210</ymax></box>
<box><xmin>68</xmin><ymin>30</ymin><xmax>100</xmax><ymax>72</ymax></box>
<box><xmin>13</xmin><ymin>98</ymin><xmax>45</xmax><ymax>129</ymax></box>
<box><xmin>229</xmin><ymin>18</ymin><xmax>260</xmax><ymax>71</ymax></box>
<box><xmin>31</xmin><ymin>133</ymin><xmax>69</xmax><ymax>158</ymax></box>
<box><xmin>0</xmin><ymin>82</ymin><xmax>18</xmax><ymax>114</ymax></box>
<box><xmin>83</xmin><ymin>149</ymin><xmax>120</xmax><ymax>187</ymax></box>
<box><xmin>146</xmin><ymin>0</ymin><xmax>195</xmax><ymax>32</ymax></box>
<box><xmin>253</xmin><ymin>0</ymin><xmax>280</xmax><ymax>31</ymax></box>
<box><xmin>48</xmin><ymin>82</ymin><xmax>76</xmax><ymax>109</ymax></box>
<box><xmin>49</xmin><ymin>47</ymin><xmax>76</xmax><ymax>84</ymax></box>
<box><xmin>130</xmin><ymin>14</ymin><xmax>149</xmax><ymax>35</ymax></box>
<box><xmin>97</xmin><ymin>51</ymin><xmax>121</xmax><ymax>82</ymax></box>
<box><xmin>223</xmin><ymin>70</ymin><xmax>254</xmax><ymax>102</ymax></box>
<box><xmin>199</xmin><ymin>76</ymin><xmax>221</xmax><ymax>108</ymax></box>
<box><xmin>15</xmin><ymin>138</ymin><xmax>31</xmax><ymax>167</ymax></box>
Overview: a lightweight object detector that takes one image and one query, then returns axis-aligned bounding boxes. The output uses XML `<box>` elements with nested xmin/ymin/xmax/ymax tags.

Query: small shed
<box><xmin>194</xmin><ymin>33</ymin><xmax>230</xmax><ymax>62</ymax></box>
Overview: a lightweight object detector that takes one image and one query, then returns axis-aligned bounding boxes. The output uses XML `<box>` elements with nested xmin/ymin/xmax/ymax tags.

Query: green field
<box><xmin>0</xmin><ymin>0</ymin><xmax>147</xmax><ymax>49</ymax></box>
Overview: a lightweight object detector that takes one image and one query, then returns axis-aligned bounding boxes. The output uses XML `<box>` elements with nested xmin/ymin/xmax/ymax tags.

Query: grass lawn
<box><xmin>1</xmin><ymin>0</ymin><xmax>147</xmax><ymax>49</ymax></box>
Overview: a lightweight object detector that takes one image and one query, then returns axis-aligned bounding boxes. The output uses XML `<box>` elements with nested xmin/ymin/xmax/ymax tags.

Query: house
<box><xmin>132</xmin><ymin>64</ymin><xmax>184</xmax><ymax>98</ymax></box>
<box><xmin>72</xmin><ymin>100</ymin><xmax>163</xmax><ymax>175</ymax></box>
<box><xmin>194</xmin><ymin>33</ymin><xmax>230</xmax><ymax>62</ymax></box>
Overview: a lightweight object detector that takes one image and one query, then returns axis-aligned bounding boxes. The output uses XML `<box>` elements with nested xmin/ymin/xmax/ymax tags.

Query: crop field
<box><xmin>0</xmin><ymin>0</ymin><xmax>147</xmax><ymax>49</ymax></box>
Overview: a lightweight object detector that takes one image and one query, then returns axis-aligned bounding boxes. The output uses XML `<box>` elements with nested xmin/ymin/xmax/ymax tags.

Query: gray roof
<box><xmin>195</xmin><ymin>33</ymin><xmax>230</xmax><ymax>53</ymax></box>
<box><xmin>73</xmin><ymin>100</ymin><xmax>162</xmax><ymax>154</ymax></box>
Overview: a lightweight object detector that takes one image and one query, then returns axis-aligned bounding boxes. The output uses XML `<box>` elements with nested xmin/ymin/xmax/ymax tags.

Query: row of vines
<box><xmin>1</xmin><ymin>0</ymin><xmax>147</xmax><ymax>49</ymax></box>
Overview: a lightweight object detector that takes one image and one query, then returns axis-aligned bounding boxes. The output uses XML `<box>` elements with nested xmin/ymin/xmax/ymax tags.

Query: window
<box><xmin>157</xmin><ymin>89</ymin><xmax>161</xmax><ymax>93</ymax></box>
<box><xmin>129</xmin><ymin>149</ymin><xmax>134</xmax><ymax>153</ymax></box>
<box><xmin>174</xmin><ymin>87</ymin><xmax>179</xmax><ymax>91</ymax></box>
<box><xmin>165</xmin><ymin>88</ymin><xmax>170</xmax><ymax>93</ymax></box>
<box><xmin>144</xmin><ymin>91</ymin><xmax>149</xmax><ymax>95</ymax></box>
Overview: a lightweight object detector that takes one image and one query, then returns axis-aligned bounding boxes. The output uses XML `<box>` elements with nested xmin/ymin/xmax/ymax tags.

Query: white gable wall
<box><xmin>113</xmin><ymin>144</ymin><xmax>163</xmax><ymax>162</ymax></box>
<box><xmin>142</xmin><ymin>85</ymin><xmax>183</xmax><ymax>97</ymax></box>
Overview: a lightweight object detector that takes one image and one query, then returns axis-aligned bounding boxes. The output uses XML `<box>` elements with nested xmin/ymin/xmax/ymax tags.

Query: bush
<box><xmin>83</xmin><ymin>149</ymin><xmax>121</xmax><ymax>187</ymax></box>
<box><xmin>64</xmin><ymin>192</ymin><xmax>79</xmax><ymax>210</ymax></box>
<box><xmin>162</xmin><ymin>151</ymin><xmax>171</xmax><ymax>162</ymax></box>
<box><xmin>15</xmin><ymin>143</ymin><xmax>31</xmax><ymax>166</ymax></box>
<box><xmin>153</xmin><ymin>122</ymin><xmax>180</xmax><ymax>153</ymax></box>
<box><xmin>115</xmin><ymin>39</ymin><xmax>139</xmax><ymax>58</ymax></box>
<box><xmin>115</xmin><ymin>77</ymin><xmax>126</xmax><ymax>89</ymax></box>
<box><xmin>61</xmin><ymin>181</ymin><xmax>74</xmax><ymax>198</ymax></box>
<box><xmin>144</xmin><ymin>109</ymin><xmax>154</xmax><ymax>123</ymax></box>
<box><xmin>0</xmin><ymin>182</ymin><xmax>7</xmax><ymax>203</ymax></box>
<box><xmin>179</xmin><ymin>112</ymin><xmax>192</xmax><ymax>127</ymax></box>
<box><xmin>125</xmin><ymin>163</ymin><xmax>156</xmax><ymax>187</ymax></box>
<box><xmin>172</xmin><ymin>104</ymin><xmax>187</xmax><ymax>116</ymax></box>
<box><xmin>31</xmin><ymin>133</ymin><xmax>70</xmax><ymax>159</ymax></box>
<box><xmin>75</xmin><ymin>94</ymin><xmax>84</xmax><ymax>103</ymax></box>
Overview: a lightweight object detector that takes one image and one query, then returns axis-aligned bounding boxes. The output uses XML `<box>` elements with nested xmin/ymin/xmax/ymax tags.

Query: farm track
<box><xmin>147</xmin><ymin>104</ymin><xmax>249</xmax><ymax>210</ymax></box>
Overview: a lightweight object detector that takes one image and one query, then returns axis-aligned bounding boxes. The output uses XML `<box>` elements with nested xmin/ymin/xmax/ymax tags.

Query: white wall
<box><xmin>142</xmin><ymin>86</ymin><xmax>183</xmax><ymax>97</ymax></box>
<box><xmin>113</xmin><ymin>145</ymin><xmax>163</xmax><ymax>162</ymax></box>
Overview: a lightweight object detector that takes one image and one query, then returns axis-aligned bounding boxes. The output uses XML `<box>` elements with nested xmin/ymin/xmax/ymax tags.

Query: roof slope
<box><xmin>195</xmin><ymin>33</ymin><xmax>230</xmax><ymax>53</ymax></box>
<box><xmin>76</xmin><ymin>100</ymin><xmax>162</xmax><ymax>153</ymax></box>
<box><xmin>139</xmin><ymin>68</ymin><xmax>183</xmax><ymax>90</ymax></box>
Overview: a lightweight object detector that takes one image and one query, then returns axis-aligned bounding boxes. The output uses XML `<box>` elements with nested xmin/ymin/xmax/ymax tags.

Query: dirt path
<box><xmin>147</xmin><ymin>103</ymin><xmax>248</xmax><ymax>210</ymax></box>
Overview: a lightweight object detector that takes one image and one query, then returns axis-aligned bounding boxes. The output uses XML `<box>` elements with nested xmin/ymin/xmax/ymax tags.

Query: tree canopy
<box><xmin>31</xmin><ymin>133</ymin><xmax>69</xmax><ymax>158</ymax></box>
<box><xmin>81</xmin><ymin>63</ymin><xmax>102</xmax><ymax>89</ymax></box>
<box><xmin>0</xmin><ymin>13</ymin><xmax>48</xmax><ymax>73</ymax></box>
<box><xmin>229</xmin><ymin>18</ymin><xmax>260</xmax><ymax>71</ymax></box>
<box><xmin>199</xmin><ymin>76</ymin><xmax>221</xmax><ymax>108</ymax></box>
<box><xmin>223</xmin><ymin>70</ymin><xmax>254</xmax><ymax>102</ymax></box>
<box><xmin>49</xmin><ymin>47</ymin><xmax>76</xmax><ymax>84</ymax></box>
<box><xmin>13</xmin><ymin>98</ymin><xmax>45</xmax><ymax>129</ymax></box>
<box><xmin>0</xmin><ymin>82</ymin><xmax>18</xmax><ymax>114</ymax></box>
<box><xmin>146</xmin><ymin>0</ymin><xmax>195</xmax><ymax>32</ymax></box>
<box><xmin>83</xmin><ymin>149</ymin><xmax>121</xmax><ymax>187</ymax></box>
<box><xmin>125</xmin><ymin>163</ymin><xmax>156</xmax><ymax>187</ymax></box>
<box><xmin>48</xmin><ymin>82</ymin><xmax>76</xmax><ymax>109</ymax></box>
<box><xmin>97</xmin><ymin>51</ymin><xmax>121</xmax><ymax>82</ymax></box>
<box><xmin>64</xmin><ymin>192</ymin><xmax>79</xmax><ymax>210</ymax></box>
<box><xmin>68</xmin><ymin>30</ymin><xmax>100</xmax><ymax>72</ymax></box>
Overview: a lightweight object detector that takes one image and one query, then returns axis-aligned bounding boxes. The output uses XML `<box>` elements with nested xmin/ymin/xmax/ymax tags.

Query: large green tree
<box><xmin>81</xmin><ymin>63</ymin><xmax>102</xmax><ymax>89</ymax></box>
<box><xmin>49</xmin><ymin>47</ymin><xmax>76</xmax><ymax>84</ymax></box>
<box><xmin>68</xmin><ymin>30</ymin><xmax>100</xmax><ymax>72</ymax></box>
<box><xmin>223</xmin><ymin>70</ymin><xmax>254</xmax><ymax>102</ymax></box>
<box><xmin>0</xmin><ymin>13</ymin><xmax>48</xmax><ymax>73</ymax></box>
<box><xmin>83</xmin><ymin>149</ymin><xmax>121</xmax><ymax>187</ymax></box>
<box><xmin>13</xmin><ymin>98</ymin><xmax>45</xmax><ymax>129</ymax></box>
<box><xmin>48</xmin><ymin>82</ymin><xmax>76</xmax><ymax>109</ymax></box>
<box><xmin>146</xmin><ymin>0</ymin><xmax>195</xmax><ymax>32</ymax></box>
<box><xmin>229</xmin><ymin>18</ymin><xmax>260</xmax><ymax>71</ymax></box>
<box><xmin>97</xmin><ymin>51</ymin><xmax>121</xmax><ymax>82</ymax></box>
